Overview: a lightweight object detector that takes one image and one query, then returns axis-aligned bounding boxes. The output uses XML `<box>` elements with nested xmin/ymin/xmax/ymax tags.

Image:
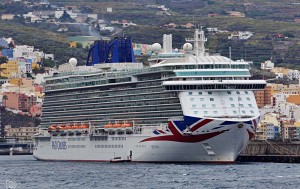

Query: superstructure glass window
<box><xmin>210</xmin><ymin>98</ymin><xmax>214</xmax><ymax>101</ymax></box>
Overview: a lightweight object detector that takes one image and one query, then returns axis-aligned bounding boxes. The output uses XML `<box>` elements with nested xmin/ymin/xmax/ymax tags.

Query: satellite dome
<box><xmin>151</xmin><ymin>43</ymin><xmax>162</xmax><ymax>53</ymax></box>
<box><xmin>183</xmin><ymin>43</ymin><xmax>193</xmax><ymax>51</ymax></box>
<box><xmin>69</xmin><ymin>58</ymin><xmax>77</xmax><ymax>66</ymax></box>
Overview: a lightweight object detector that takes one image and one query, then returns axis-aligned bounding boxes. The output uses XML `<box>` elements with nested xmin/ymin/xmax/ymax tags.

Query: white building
<box><xmin>261</xmin><ymin>60</ymin><xmax>274</xmax><ymax>70</ymax></box>
<box><xmin>288</xmin><ymin>70</ymin><xmax>300</xmax><ymax>80</ymax></box>
<box><xmin>13</xmin><ymin>45</ymin><xmax>34</xmax><ymax>59</ymax></box>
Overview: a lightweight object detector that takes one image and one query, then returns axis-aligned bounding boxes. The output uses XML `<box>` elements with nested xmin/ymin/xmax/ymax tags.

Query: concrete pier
<box><xmin>237</xmin><ymin>141</ymin><xmax>300</xmax><ymax>163</ymax></box>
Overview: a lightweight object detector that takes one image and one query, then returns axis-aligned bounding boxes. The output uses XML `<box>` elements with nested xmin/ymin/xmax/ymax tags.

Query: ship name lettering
<box><xmin>52</xmin><ymin>141</ymin><xmax>67</xmax><ymax>150</ymax></box>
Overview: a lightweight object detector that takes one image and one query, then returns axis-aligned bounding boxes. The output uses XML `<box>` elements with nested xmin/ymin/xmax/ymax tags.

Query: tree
<box><xmin>2</xmin><ymin>95</ymin><xmax>8</xmax><ymax>107</ymax></box>
<box><xmin>59</xmin><ymin>10</ymin><xmax>74</xmax><ymax>23</ymax></box>
<box><xmin>0</xmin><ymin>56</ymin><xmax>8</xmax><ymax>64</ymax></box>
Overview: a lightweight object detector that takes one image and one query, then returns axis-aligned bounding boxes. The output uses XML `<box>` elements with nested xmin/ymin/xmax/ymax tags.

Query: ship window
<box><xmin>202</xmin><ymin>104</ymin><xmax>206</xmax><ymax>108</ymax></box>
<box><xmin>200</xmin><ymin>98</ymin><xmax>204</xmax><ymax>101</ymax></box>
<box><xmin>231</xmin><ymin>104</ymin><xmax>235</xmax><ymax>107</ymax></box>
<box><xmin>190</xmin><ymin>98</ymin><xmax>194</xmax><ymax>102</ymax></box>
<box><xmin>210</xmin><ymin>98</ymin><xmax>214</xmax><ymax>101</ymax></box>
<box><xmin>229</xmin><ymin>98</ymin><xmax>233</xmax><ymax>101</ymax></box>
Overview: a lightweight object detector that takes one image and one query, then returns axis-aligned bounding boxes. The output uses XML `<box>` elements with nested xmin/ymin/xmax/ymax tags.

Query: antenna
<box><xmin>229</xmin><ymin>46</ymin><xmax>232</xmax><ymax>69</ymax></box>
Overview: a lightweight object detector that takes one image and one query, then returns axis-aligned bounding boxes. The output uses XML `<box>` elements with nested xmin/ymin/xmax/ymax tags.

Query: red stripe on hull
<box><xmin>140</xmin><ymin>129</ymin><xmax>227</xmax><ymax>143</ymax></box>
<box><xmin>190</xmin><ymin>119</ymin><xmax>213</xmax><ymax>132</ymax></box>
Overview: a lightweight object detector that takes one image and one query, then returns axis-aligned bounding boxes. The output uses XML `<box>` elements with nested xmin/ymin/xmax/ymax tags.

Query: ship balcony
<box><xmin>163</xmin><ymin>80</ymin><xmax>266</xmax><ymax>91</ymax></box>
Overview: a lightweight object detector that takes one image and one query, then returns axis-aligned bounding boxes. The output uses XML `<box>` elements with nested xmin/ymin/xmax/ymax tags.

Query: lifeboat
<box><xmin>104</xmin><ymin>123</ymin><xmax>113</xmax><ymax>129</ymax></box>
<box><xmin>113</xmin><ymin>123</ymin><xmax>122</xmax><ymax>128</ymax></box>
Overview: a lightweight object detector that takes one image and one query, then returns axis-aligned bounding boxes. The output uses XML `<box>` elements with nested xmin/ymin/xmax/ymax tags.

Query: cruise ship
<box><xmin>33</xmin><ymin>30</ymin><xmax>266</xmax><ymax>163</ymax></box>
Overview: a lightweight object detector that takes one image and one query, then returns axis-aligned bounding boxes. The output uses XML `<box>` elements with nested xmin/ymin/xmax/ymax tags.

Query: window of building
<box><xmin>200</xmin><ymin>98</ymin><xmax>204</xmax><ymax>101</ymax></box>
<box><xmin>242</xmin><ymin>111</ymin><xmax>246</xmax><ymax>114</ymax></box>
<box><xmin>227</xmin><ymin>91</ymin><xmax>231</xmax><ymax>94</ymax></box>
<box><xmin>233</xmin><ymin>111</ymin><xmax>237</xmax><ymax>114</ymax></box>
<box><xmin>231</xmin><ymin>104</ymin><xmax>235</xmax><ymax>107</ymax></box>
<box><xmin>212</xmin><ymin>104</ymin><xmax>216</xmax><ymax>108</ymax></box>
<box><xmin>245</xmin><ymin>91</ymin><xmax>249</xmax><ymax>94</ymax></box>
<box><xmin>192</xmin><ymin>104</ymin><xmax>196</xmax><ymax>108</ymax></box>
<box><xmin>204</xmin><ymin>111</ymin><xmax>208</xmax><ymax>114</ymax></box>
<box><xmin>236</xmin><ymin>91</ymin><xmax>240</xmax><ymax>94</ymax></box>
<box><xmin>190</xmin><ymin>98</ymin><xmax>194</xmax><ymax>102</ymax></box>
<box><xmin>248</xmin><ymin>104</ymin><xmax>253</xmax><ymax>107</ymax></box>
<box><xmin>246</xmin><ymin>97</ymin><xmax>250</xmax><ymax>101</ymax></box>
<box><xmin>213</xmin><ymin>111</ymin><xmax>217</xmax><ymax>114</ymax></box>
<box><xmin>229</xmin><ymin>98</ymin><xmax>233</xmax><ymax>101</ymax></box>
<box><xmin>194</xmin><ymin>111</ymin><xmax>198</xmax><ymax>114</ymax></box>
<box><xmin>202</xmin><ymin>104</ymin><xmax>206</xmax><ymax>108</ymax></box>
<box><xmin>208</xmin><ymin>92</ymin><xmax>212</xmax><ymax>95</ymax></box>
<box><xmin>198</xmin><ymin>92</ymin><xmax>202</xmax><ymax>95</ymax></box>
<box><xmin>189</xmin><ymin>92</ymin><xmax>193</xmax><ymax>95</ymax></box>
<box><xmin>210</xmin><ymin>98</ymin><xmax>214</xmax><ymax>101</ymax></box>
<box><xmin>240</xmin><ymin>104</ymin><xmax>244</xmax><ymax>107</ymax></box>
<box><xmin>250</xmin><ymin>110</ymin><xmax>254</xmax><ymax>114</ymax></box>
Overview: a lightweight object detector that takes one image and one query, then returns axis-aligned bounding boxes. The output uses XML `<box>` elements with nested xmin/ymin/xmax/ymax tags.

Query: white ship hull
<box><xmin>34</xmin><ymin>117</ymin><xmax>258</xmax><ymax>163</ymax></box>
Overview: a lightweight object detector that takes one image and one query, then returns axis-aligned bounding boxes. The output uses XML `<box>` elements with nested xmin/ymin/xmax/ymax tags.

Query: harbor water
<box><xmin>1</xmin><ymin>155</ymin><xmax>300</xmax><ymax>189</ymax></box>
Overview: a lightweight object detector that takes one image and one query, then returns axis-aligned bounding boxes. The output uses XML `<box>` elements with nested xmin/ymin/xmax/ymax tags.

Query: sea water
<box><xmin>1</xmin><ymin>155</ymin><xmax>300</xmax><ymax>189</ymax></box>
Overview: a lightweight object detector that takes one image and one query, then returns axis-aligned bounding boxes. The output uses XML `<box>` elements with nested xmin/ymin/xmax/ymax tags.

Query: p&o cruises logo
<box><xmin>0</xmin><ymin>180</ymin><xmax>17</xmax><ymax>189</ymax></box>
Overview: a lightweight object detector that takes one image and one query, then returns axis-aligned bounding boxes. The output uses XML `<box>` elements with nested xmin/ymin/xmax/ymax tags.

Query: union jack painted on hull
<box><xmin>140</xmin><ymin>116</ymin><xmax>259</xmax><ymax>143</ymax></box>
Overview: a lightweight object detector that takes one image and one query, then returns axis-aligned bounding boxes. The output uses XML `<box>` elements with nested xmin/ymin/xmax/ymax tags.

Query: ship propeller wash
<box><xmin>33</xmin><ymin>30</ymin><xmax>266</xmax><ymax>163</ymax></box>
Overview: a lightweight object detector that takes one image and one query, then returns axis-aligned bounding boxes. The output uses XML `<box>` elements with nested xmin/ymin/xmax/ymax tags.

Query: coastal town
<box><xmin>0</xmin><ymin>0</ymin><xmax>299</xmax><ymax>144</ymax></box>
